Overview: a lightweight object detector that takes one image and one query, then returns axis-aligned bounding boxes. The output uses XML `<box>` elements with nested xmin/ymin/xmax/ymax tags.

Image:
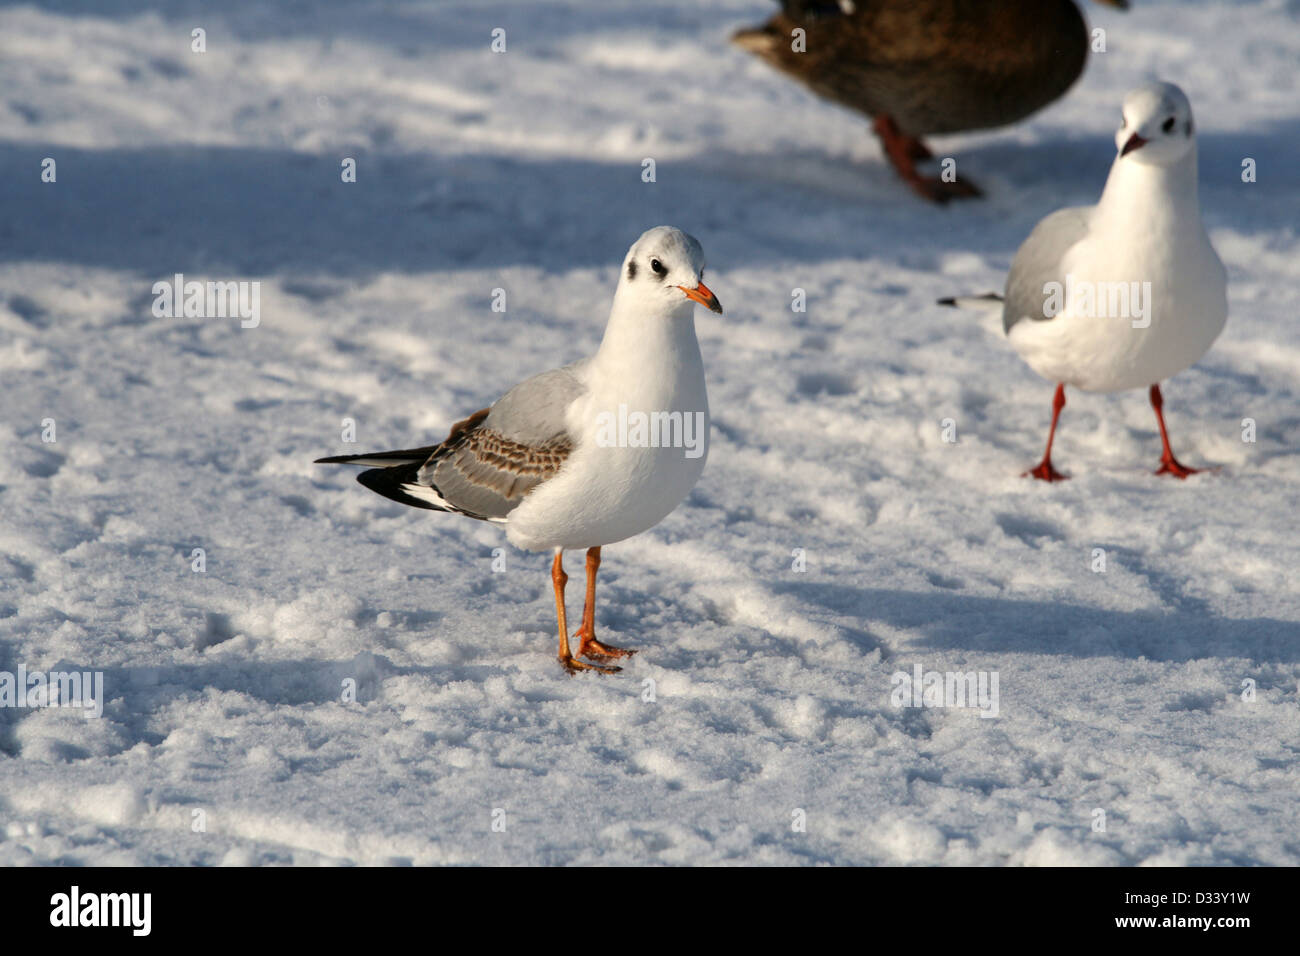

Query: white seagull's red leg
<box><xmin>1025</xmin><ymin>383</ymin><xmax>1070</xmax><ymax>482</ymax></box>
<box><xmin>1150</xmin><ymin>384</ymin><xmax>1202</xmax><ymax>478</ymax></box>
<box><xmin>573</xmin><ymin>547</ymin><xmax>636</xmax><ymax>662</ymax></box>
<box><xmin>553</xmin><ymin>551</ymin><xmax>619</xmax><ymax>675</ymax></box>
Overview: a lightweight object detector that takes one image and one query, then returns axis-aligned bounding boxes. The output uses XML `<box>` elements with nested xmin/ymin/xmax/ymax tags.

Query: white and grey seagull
<box><xmin>316</xmin><ymin>226</ymin><xmax>721</xmax><ymax>673</ymax></box>
<box><xmin>942</xmin><ymin>81</ymin><xmax>1228</xmax><ymax>480</ymax></box>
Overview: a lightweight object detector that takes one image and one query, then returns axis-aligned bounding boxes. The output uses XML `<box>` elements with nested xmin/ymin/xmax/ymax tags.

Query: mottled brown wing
<box><xmin>415</xmin><ymin>366</ymin><xmax>585</xmax><ymax>520</ymax></box>
<box><xmin>421</xmin><ymin>414</ymin><xmax>573</xmax><ymax>521</ymax></box>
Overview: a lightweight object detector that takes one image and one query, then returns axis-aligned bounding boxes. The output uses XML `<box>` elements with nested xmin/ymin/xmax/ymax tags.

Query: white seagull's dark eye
<box><xmin>1162</xmin><ymin>117</ymin><xmax>1176</xmax><ymax>134</ymax></box>
<box><xmin>650</xmin><ymin>258</ymin><xmax>665</xmax><ymax>276</ymax></box>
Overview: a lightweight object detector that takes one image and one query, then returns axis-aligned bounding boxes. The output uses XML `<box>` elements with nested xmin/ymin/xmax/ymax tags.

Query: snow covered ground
<box><xmin>1</xmin><ymin>0</ymin><xmax>1298</xmax><ymax>865</ymax></box>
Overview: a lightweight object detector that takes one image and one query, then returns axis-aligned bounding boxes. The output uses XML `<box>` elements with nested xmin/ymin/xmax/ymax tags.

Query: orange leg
<box><xmin>871</xmin><ymin>114</ymin><xmax>982</xmax><ymax>204</ymax></box>
<box><xmin>1150</xmin><ymin>384</ymin><xmax>1202</xmax><ymax>478</ymax></box>
<box><xmin>1024</xmin><ymin>383</ymin><xmax>1069</xmax><ymax>482</ymax></box>
<box><xmin>553</xmin><ymin>551</ymin><xmax>619</xmax><ymax>675</ymax></box>
<box><xmin>573</xmin><ymin>547</ymin><xmax>636</xmax><ymax>661</ymax></box>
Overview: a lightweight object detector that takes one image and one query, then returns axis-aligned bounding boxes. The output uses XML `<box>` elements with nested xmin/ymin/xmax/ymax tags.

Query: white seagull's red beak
<box><xmin>678</xmin><ymin>280</ymin><xmax>723</xmax><ymax>314</ymax></box>
<box><xmin>1120</xmin><ymin>133</ymin><xmax>1148</xmax><ymax>156</ymax></box>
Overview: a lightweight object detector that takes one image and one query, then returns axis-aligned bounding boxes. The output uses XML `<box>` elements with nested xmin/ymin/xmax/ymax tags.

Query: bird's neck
<box><xmin>590</xmin><ymin>298</ymin><xmax>703</xmax><ymax>394</ymax></box>
<box><xmin>1093</xmin><ymin>148</ymin><xmax>1201</xmax><ymax>236</ymax></box>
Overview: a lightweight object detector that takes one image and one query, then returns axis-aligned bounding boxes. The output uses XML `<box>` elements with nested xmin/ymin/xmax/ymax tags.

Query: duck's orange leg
<box><xmin>872</xmin><ymin>114</ymin><xmax>982</xmax><ymax>204</ymax></box>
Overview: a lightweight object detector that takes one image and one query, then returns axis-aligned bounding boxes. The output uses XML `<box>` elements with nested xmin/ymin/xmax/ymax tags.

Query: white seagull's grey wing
<box><xmin>316</xmin><ymin>365</ymin><xmax>586</xmax><ymax>522</ymax></box>
<box><xmin>413</xmin><ymin>366</ymin><xmax>585</xmax><ymax>520</ymax></box>
<box><xmin>1002</xmin><ymin>206</ymin><xmax>1092</xmax><ymax>335</ymax></box>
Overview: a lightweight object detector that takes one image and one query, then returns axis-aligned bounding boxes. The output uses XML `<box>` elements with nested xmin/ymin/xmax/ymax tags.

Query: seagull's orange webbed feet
<box><xmin>552</xmin><ymin>549</ymin><xmax>621</xmax><ymax>675</ymax></box>
<box><xmin>576</xmin><ymin>633</ymin><xmax>637</xmax><ymax>661</ymax></box>
<box><xmin>1150</xmin><ymin>384</ymin><xmax>1209</xmax><ymax>479</ymax></box>
<box><xmin>572</xmin><ymin>547</ymin><xmax>636</xmax><ymax>662</ymax></box>
<box><xmin>1023</xmin><ymin>383</ymin><xmax>1070</xmax><ymax>482</ymax></box>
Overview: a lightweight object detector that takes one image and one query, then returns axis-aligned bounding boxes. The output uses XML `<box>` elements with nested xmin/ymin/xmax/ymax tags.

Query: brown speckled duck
<box><xmin>734</xmin><ymin>0</ymin><xmax>1128</xmax><ymax>202</ymax></box>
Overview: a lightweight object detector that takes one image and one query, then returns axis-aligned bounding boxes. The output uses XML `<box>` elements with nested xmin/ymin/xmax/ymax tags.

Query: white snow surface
<box><xmin>1</xmin><ymin>0</ymin><xmax>1298</xmax><ymax>866</ymax></box>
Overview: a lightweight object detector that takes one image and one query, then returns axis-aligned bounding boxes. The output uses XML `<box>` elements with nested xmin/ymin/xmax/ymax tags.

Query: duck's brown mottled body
<box><xmin>735</xmin><ymin>0</ymin><xmax>1115</xmax><ymax>200</ymax></box>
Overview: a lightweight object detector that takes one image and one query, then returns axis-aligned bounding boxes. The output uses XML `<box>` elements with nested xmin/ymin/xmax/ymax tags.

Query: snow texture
<box><xmin>1</xmin><ymin>0</ymin><xmax>1298</xmax><ymax>865</ymax></box>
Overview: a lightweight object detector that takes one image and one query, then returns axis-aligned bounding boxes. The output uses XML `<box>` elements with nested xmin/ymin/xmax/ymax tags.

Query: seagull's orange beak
<box><xmin>678</xmin><ymin>280</ymin><xmax>723</xmax><ymax>314</ymax></box>
<box><xmin>1120</xmin><ymin>133</ymin><xmax>1147</xmax><ymax>156</ymax></box>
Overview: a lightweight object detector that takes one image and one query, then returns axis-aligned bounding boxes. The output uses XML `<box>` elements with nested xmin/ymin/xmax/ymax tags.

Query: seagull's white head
<box><xmin>618</xmin><ymin>226</ymin><xmax>722</xmax><ymax>315</ymax></box>
<box><xmin>1115</xmin><ymin>81</ymin><xmax>1196</xmax><ymax>166</ymax></box>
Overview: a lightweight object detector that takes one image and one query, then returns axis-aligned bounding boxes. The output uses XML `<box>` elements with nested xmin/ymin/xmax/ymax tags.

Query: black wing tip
<box><xmin>356</xmin><ymin>465</ymin><xmax>445</xmax><ymax>512</ymax></box>
<box><xmin>318</xmin><ymin>452</ymin><xmax>484</xmax><ymax>519</ymax></box>
<box><xmin>937</xmin><ymin>293</ymin><xmax>1003</xmax><ymax>307</ymax></box>
<box><xmin>314</xmin><ymin>444</ymin><xmax>440</xmax><ymax>467</ymax></box>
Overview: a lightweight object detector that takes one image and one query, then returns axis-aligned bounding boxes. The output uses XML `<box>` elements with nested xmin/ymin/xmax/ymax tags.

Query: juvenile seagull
<box><xmin>316</xmin><ymin>226</ymin><xmax>721</xmax><ymax>673</ymax></box>
<box><xmin>733</xmin><ymin>0</ymin><xmax>1128</xmax><ymax>202</ymax></box>
<box><xmin>942</xmin><ymin>82</ymin><xmax>1227</xmax><ymax>480</ymax></box>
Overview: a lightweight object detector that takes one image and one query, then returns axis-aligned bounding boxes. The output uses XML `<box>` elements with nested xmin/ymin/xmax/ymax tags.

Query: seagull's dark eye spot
<box><xmin>1162</xmin><ymin>117</ymin><xmax>1176</xmax><ymax>134</ymax></box>
<box><xmin>1120</xmin><ymin>116</ymin><xmax>1127</xmax><ymax>128</ymax></box>
<box><xmin>650</xmin><ymin>258</ymin><xmax>665</xmax><ymax>278</ymax></box>
<box><xmin>627</xmin><ymin>261</ymin><xmax>636</xmax><ymax>280</ymax></box>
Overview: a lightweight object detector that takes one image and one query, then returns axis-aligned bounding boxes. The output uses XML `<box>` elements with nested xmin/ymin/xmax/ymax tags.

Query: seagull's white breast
<box><xmin>1009</xmin><ymin>231</ymin><xmax>1226</xmax><ymax>393</ymax></box>
<box><xmin>505</xmin><ymin>321</ymin><xmax>709</xmax><ymax>551</ymax></box>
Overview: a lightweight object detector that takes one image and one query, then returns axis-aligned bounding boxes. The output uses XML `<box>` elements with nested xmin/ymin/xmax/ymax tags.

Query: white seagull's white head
<box><xmin>616</xmin><ymin>226</ymin><xmax>722</xmax><ymax>316</ymax></box>
<box><xmin>1114</xmin><ymin>81</ymin><xmax>1196</xmax><ymax>166</ymax></box>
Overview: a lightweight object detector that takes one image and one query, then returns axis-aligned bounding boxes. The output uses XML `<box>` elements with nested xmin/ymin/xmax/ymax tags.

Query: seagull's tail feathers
<box><xmin>937</xmin><ymin>293</ymin><xmax>1004</xmax><ymax>312</ymax></box>
<box><xmin>318</xmin><ymin>447</ymin><xmax>495</xmax><ymax>520</ymax></box>
<box><xmin>314</xmin><ymin>446</ymin><xmax>438</xmax><ymax>468</ymax></box>
<box><xmin>354</xmin><ymin>462</ymin><xmax>454</xmax><ymax>514</ymax></box>
<box><xmin>316</xmin><ymin>446</ymin><xmax>460</xmax><ymax>512</ymax></box>
<box><xmin>314</xmin><ymin>410</ymin><xmax>500</xmax><ymax>524</ymax></box>
<box><xmin>316</xmin><ymin>446</ymin><xmax>464</xmax><ymax>514</ymax></box>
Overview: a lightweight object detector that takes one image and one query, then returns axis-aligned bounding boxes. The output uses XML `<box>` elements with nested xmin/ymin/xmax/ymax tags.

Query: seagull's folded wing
<box><xmin>1003</xmin><ymin>206</ymin><xmax>1092</xmax><ymax>335</ymax></box>
<box><xmin>413</xmin><ymin>366</ymin><xmax>586</xmax><ymax>521</ymax></box>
